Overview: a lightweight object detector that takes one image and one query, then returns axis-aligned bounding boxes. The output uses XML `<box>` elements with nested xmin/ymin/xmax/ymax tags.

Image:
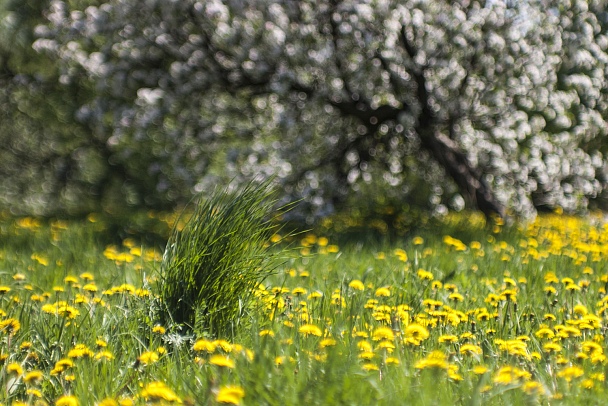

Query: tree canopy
<box><xmin>1</xmin><ymin>0</ymin><xmax>608</xmax><ymax>220</ymax></box>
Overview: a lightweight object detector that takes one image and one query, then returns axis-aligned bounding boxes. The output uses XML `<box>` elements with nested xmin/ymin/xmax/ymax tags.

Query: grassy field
<box><xmin>1</xmin><ymin>209</ymin><xmax>608</xmax><ymax>405</ymax></box>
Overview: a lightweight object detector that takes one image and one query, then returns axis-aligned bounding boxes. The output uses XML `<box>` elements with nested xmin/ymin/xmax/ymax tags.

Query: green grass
<box><xmin>1</xmin><ymin>210</ymin><xmax>608</xmax><ymax>405</ymax></box>
<box><xmin>157</xmin><ymin>180</ymin><xmax>286</xmax><ymax>336</ymax></box>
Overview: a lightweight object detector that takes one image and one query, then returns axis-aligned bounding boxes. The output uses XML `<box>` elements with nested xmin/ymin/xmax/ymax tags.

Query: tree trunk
<box><xmin>418</xmin><ymin>127</ymin><xmax>506</xmax><ymax>219</ymax></box>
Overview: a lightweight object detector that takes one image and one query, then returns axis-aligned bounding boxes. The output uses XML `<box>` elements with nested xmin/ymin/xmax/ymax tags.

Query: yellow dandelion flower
<box><xmin>55</xmin><ymin>395</ymin><xmax>79</xmax><ymax>406</ymax></box>
<box><xmin>543</xmin><ymin>313</ymin><xmax>556</xmax><ymax>321</ymax></box>
<box><xmin>544</xmin><ymin>272</ymin><xmax>559</xmax><ymax>284</ymax></box>
<box><xmin>313</xmin><ymin>352</ymin><xmax>328</xmax><ymax>362</ymax></box>
<box><xmin>581</xmin><ymin>341</ymin><xmax>604</xmax><ymax>354</ymax></box>
<box><xmin>362</xmin><ymin>363</ymin><xmax>379</xmax><ymax>371</ymax></box>
<box><xmin>415</xmin><ymin>351</ymin><xmax>449</xmax><ymax>370</ymax></box>
<box><xmin>95</xmin><ymin>351</ymin><xmax>114</xmax><ymax>361</ymax></box>
<box><xmin>460</xmin><ymin>344</ymin><xmax>483</xmax><ymax>356</ymax></box>
<box><xmin>299</xmin><ymin>324</ymin><xmax>322</xmax><ymax>337</ymax></box>
<box><xmin>591</xmin><ymin>373</ymin><xmax>605</xmax><ymax>382</ymax></box>
<box><xmin>472</xmin><ymin>365</ymin><xmax>488</xmax><ymax>375</ymax></box>
<box><xmin>308</xmin><ymin>291</ymin><xmax>323</xmax><ymax>299</ymax></box>
<box><xmin>449</xmin><ymin>293</ymin><xmax>464</xmax><ymax>302</ymax></box>
<box><xmin>374</xmin><ymin>287</ymin><xmax>391</xmax><ymax>297</ymax></box>
<box><xmin>565</xmin><ymin>283</ymin><xmax>581</xmax><ymax>292</ymax></box>
<box><xmin>404</xmin><ymin>324</ymin><xmax>429</xmax><ymax>345</ymax></box>
<box><xmin>377</xmin><ymin>340</ymin><xmax>396</xmax><ymax>352</ymax></box>
<box><xmin>417</xmin><ymin>269</ymin><xmax>434</xmax><ymax>281</ymax></box>
<box><xmin>209</xmin><ymin>355</ymin><xmax>235</xmax><ymax>369</ymax></box>
<box><xmin>557</xmin><ymin>365</ymin><xmax>584</xmax><ymax>382</ymax></box>
<box><xmin>214</xmin><ymin>340</ymin><xmax>233</xmax><ymax>352</ymax></box>
<box><xmin>444</xmin><ymin>284</ymin><xmax>460</xmax><ymax>293</ymax></box>
<box><xmin>50</xmin><ymin>358</ymin><xmax>74</xmax><ymax>375</ymax></box>
<box><xmin>357</xmin><ymin>340</ymin><xmax>373</xmax><ymax>352</ymax></box>
<box><xmin>64</xmin><ymin>276</ymin><xmax>79</xmax><ymax>285</ymax></box>
<box><xmin>259</xmin><ymin>329</ymin><xmax>275</xmax><ymax>337</ymax></box>
<box><xmin>557</xmin><ymin>326</ymin><xmax>581</xmax><ymax>339</ymax></box>
<box><xmin>58</xmin><ymin>305</ymin><xmax>80</xmax><ymax>319</ymax></box>
<box><xmin>327</xmin><ymin>245</ymin><xmax>339</xmax><ymax>253</ymax></box>
<box><xmin>7</xmin><ymin>362</ymin><xmax>23</xmax><ymax>375</ymax></box>
<box><xmin>140</xmin><ymin>381</ymin><xmax>181</xmax><ymax>403</ymax></box>
<box><xmin>535</xmin><ymin>328</ymin><xmax>555</xmax><ymax>339</ymax></box>
<box><xmin>521</xmin><ymin>381</ymin><xmax>544</xmax><ymax>396</ymax></box>
<box><xmin>372</xmin><ymin>326</ymin><xmax>395</xmax><ymax>342</ymax></box>
<box><xmin>573</xmin><ymin>304</ymin><xmax>588</xmax><ymax>316</ymax></box>
<box><xmin>79</xmin><ymin>272</ymin><xmax>94</xmax><ymax>281</ymax></box>
<box><xmin>23</xmin><ymin>370</ymin><xmax>43</xmax><ymax>384</ymax></box>
<box><xmin>138</xmin><ymin>351</ymin><xmax>159</xmax><ymax>366</ymax></box>
<box><xmin>423</xmin><ymin>299</ymin><xmax>442</xmax><ymax>310</ymax></box>
<box><xmin>543</xmin><ymin>342</ymin><xmax>562</xmax><ymax>354</ymax></box>
<box><xmin>82</xmin><ymin>283</ymin><xmax>98</xmax><ymax>292</ymax></box>
<box><xmin>193</xmin><ymin>339</ymin><xmax>216</xmax><ymax>353</ymax></box>
<box><xmin>0</xmin><ymin>318</ymin><xmax>20</xmax><ymax>335</ymax></box>
<box><xmin>591</xmin><ymin>352</ymin><xmax>606</xmax><ymax>364</ymax></box>
<box><xmin>68</xmin><ymin>344</ymin><xmax>93</xmax><ymax>359</ymax></box>
<box><xmin>499</xmin><ymin>289</ymin><xmax>517</xmax><ymax>302</ymax></box>
<box><xmin>216</xmin><ymin>385</ymin><xmax>245</xmax><ymax>405</ymax></box>
<box><xmin>438</xmin><ymin>334</ymin><xmax>458</xmax><ymax>344</ymax></box>
<box><xmin>386</xmin><ymin>357</ymin><xmax>400</xmax><ymax>365</ymax></box>
<box><xmin>26</xmin><ymin>388</ymin><xmax>42</xmax><ymax>398</ymax></box>
<box><xmin>349</xmin><ymin>280</ymin><xmax>365</xmax><ymax>291</ymax></box>
<box><xmin>75</xmin><ymin>294</ymin><xmax>89</xmax><ymax>304</ymax></box>
<box><xmin>319</xmin><ymin>338</ymin><xmax>337</xmax><ymax>348</ymax></box>
<box><xmin>31</xmin><ymin>254</ymin><xmax>49</xmax><ymax>266</ymax></box>
<box><xmin>358</xmin><ymin>351</ymin><xmax>375</xmax><ymax>360</ymax></box>
<box><xmin>353</xmin><ymin>330</ymin><xmax>369</xmax><ymax>339</ymax></box>
<box><xmin>495</xmin><ymin>366</ymin><xmax>532</xmax><ymax>385</ymax></box>
<box><xmin>394</xmin><ymin>248</ymin><xmax>408</xmax><ymax>261</ymax></box>
<box><xmin>447</xmin><ymin>365</ymin><xmax>463</xmax><ymax>381</ymax></box>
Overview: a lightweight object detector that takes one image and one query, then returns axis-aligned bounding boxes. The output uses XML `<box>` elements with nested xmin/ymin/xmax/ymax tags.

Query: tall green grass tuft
<box><xmin>157</xmin><ymin>180</ymin><xmax>285</xmax><ymax>337</ymax></box>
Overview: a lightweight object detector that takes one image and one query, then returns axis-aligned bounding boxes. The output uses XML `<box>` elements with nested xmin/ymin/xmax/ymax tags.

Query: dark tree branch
<box><xmin>189</xmin><ymin>3</ymin><xmax>506</xmax><ymax>219</ymax></box>
<box><xmin>329</xmin><ymin>99</ymin><xmax>401</xmax><ymax>127</ymax></box>
<box><xmin>374</xmin><ymin>51</ymin><xmax>409</xmax><ymax>100</ymax></box>
<box><xmin>400</xmin><ymin>25</ymin><xmax>418</xmax><ymax>62</ymax></box>
<box><xmin>399</xmin><ymin>24</ymin><xmax>505</xmax><ymax>218</ymax></box>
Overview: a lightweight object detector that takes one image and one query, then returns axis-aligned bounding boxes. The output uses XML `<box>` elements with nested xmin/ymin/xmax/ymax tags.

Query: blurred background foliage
<box><xmin>1</xmin><ymin>0</ymin><xmax>608</xmax><ymax>229</ymax></box>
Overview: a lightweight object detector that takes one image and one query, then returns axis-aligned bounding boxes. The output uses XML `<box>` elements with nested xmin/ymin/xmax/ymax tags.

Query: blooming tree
<box><xmin>2</xmin><ymin>0</ymin><xmax>608</xmax><ymax>217</ymax></box>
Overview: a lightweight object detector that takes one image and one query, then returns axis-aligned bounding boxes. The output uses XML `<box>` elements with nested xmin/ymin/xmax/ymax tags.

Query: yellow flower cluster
<box><xmin>5</xmin><ymin>212</ymin><xmax>608</xmax><ymax>403</ymax></box>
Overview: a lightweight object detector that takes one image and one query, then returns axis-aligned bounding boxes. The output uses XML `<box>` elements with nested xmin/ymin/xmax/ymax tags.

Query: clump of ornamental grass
<box><xmin>157</xmin><ymin>180</ymin><xmax>286</xmax><ymax>337</ymax></box>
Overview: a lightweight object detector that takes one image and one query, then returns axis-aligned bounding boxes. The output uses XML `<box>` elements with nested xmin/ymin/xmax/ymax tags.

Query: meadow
<box><xmin>1</xmin><ymin>208</ymin><xmax>608</xmax><ymax>405</ymax></box>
